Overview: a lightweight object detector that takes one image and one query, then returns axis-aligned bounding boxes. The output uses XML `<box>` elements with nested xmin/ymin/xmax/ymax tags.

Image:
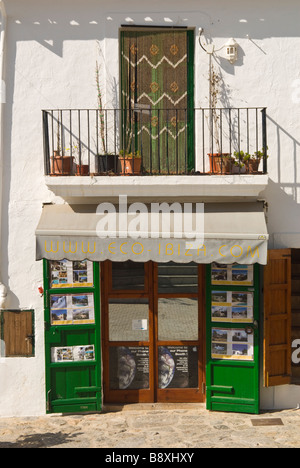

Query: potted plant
<box><xmin>206</xmin><ymin>64</ymin><xmax>233</xmax><ymax>174</ymax></box>
<box><xmin>64</xmin><ymin>141</ymin><xmax>89</xmax><ymax>176</ymax></box>
<box><xmin>119</xmin><ymin>150</ymin><xmax>142</xmax><ymax>175</ymax></box>
<box><xmin>234</xmin><ymin>147</ymin><xmax>268</xmax><ymax>173</ymax></box>
<box><xmin>50</xmin><ymin>117</ymin><xmax>74</xmax><ymax>175</ymax></box>
<box><xmin>95</xmin><ymin>62</ymin><xmax>118</xmax><ymax>174</ymax></box>
<box><xmin>209</xmin><ymin>153</ymin><xmax>235</xmax><ymax>174</ymax></box>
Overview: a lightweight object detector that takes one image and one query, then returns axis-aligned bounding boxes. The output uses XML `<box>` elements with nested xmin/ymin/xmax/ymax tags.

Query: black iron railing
<box><xmin>42</xmin><ymin>107</ymin><xmax>267</xmax><ymax>176</ymax></box>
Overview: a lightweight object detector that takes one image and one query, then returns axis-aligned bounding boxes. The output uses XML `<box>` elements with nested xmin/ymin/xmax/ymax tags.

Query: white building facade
<box><xmin>0</xmin><ymin>0</ymin><xmax>299</xmax><ymax>417</ymax></box>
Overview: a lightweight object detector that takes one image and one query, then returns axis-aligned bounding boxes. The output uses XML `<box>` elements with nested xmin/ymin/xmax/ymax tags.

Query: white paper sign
<box><xmin>132</xmin><ymin>319</ymin><xmax>148</xmax><ymax>331</ymax></box>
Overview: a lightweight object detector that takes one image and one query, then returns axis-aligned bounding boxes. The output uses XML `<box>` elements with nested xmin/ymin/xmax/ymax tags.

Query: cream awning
<box><xmin>35</xmin><ymin>202</ymin><xmax>269</xmax><ymax>264</ymax></box>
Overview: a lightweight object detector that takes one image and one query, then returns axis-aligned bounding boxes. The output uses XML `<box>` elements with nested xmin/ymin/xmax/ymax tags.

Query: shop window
<box><xmin>112</xmin><ymin>261</ymin><xmax>145</xmax><ymax>291</ymax></box>
<box><xmin>0</xmin><ymin>310</ymin><xmax>34</xmax><ymax>357</ymax></box>
<box><xmin>158</xmin><ymin>262</ymin><xmax>198</xmax><ymax>294</ymax></box>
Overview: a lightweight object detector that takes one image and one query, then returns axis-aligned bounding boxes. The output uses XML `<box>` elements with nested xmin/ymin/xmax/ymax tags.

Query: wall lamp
<box><xmin>199</xmin><ymin>28</ymin><xmax>239</xmax><ymax>64</ymax></box>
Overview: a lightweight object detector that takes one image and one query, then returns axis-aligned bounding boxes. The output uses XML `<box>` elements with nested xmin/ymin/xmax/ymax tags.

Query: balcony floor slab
<box><xmin>45</xmin><ymin>174</ymin><xmax>268</xmax><ymax>203</ymax></box>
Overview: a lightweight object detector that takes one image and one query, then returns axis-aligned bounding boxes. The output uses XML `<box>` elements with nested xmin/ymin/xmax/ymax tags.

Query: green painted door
<box><xmin>44</xmin><ymin>260</ymin><xmax>102</xmax><ymax>414</ymax></box>
<box><xmin>120</xmin><ymin>28</ymin><xmax>195</xmax><ymax>174</ymax></box>
<box><xmin>206</xmin><ymin>264</ymin><xmax>260</xmax><ymax>414</ymax></box>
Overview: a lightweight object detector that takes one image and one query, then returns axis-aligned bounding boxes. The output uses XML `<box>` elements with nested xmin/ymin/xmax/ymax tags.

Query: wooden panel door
<box><xmin>264</xmin><ymin>249</ymin><xmax>292</xmax><ymax>387</ymax></box>
<box><xmin>102</xmin><ymin>261</ymin><xmax>206</xmax><ymax>404</ymax></box>
<box><xmin>102</xmin><ymin>261</ymin><xmax>155</xmax><ymax>403</ymax></box>
<box><xmin>154</xmin><ymin>263</ymin><xmax>206</xmax><ymax>403</ymax></box>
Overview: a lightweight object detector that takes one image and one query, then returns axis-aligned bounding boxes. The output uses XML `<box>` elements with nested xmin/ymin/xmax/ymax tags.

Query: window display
<box><xmin>211</xmin><ymin>263</ymin><xmax>253</xmax><ymax>286</ymax></box>
<box><xmin>211</xmin><ymin>328</ymin><xmax>254</xmax><ymax>361</ymax></box>
<box><xmin>51</xmin><ymin>345</ymin><xmax>95</xmax><ymax>363</ymax></box>
<box><xmin>211</xmin><ymin>290</ymin><xmax>254</xmax><ymax>323</ymax></box>
<box><xmin>49</xmin><ymin>260</ymin><xmax>93</xmax><ymax>288</ymax></box>
<box><xmin>50</xmin><ymin>293</ymin><xmax>95</xmax><ymax>325</ymax></box>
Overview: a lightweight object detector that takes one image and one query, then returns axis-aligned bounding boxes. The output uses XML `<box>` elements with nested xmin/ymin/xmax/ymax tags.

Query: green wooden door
<box><xmin>120</xmin><ymin>28</ymin><xmax>194</xmax><ymax>174</ymax></box>
<box><xmin>44</xmin><ymin>260</ymin><xmax>102</xmax><ymax>414</ymax></box>
<box><xmin>206</xmin><ymin>264</ymin><xmax>260</xmax><ymax>414</ymax></box>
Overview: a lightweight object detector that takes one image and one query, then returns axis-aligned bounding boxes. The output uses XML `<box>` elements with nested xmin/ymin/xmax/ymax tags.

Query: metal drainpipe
<box><xmin>0</xmin><ymin>0</ymin><xmax>7</xmax><ymax>309</ymax></box>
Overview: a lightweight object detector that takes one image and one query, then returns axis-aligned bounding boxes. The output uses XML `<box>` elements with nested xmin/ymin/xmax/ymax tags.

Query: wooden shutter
<box><xmin>1</xmin><ymin>310</ymin><xmax>34</xmax><ymax>357</ymax></box>
<box><xmin>264</xmin><ymin>249</ymin><xmax>292</xmax><ymax>387</ymax></box>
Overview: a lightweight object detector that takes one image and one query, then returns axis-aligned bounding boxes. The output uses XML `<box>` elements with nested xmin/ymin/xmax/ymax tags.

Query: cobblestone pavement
<box><xmin>0</xmin><ymin>404</ymin><xmax>300</xmax><ymax>448</ymax></box>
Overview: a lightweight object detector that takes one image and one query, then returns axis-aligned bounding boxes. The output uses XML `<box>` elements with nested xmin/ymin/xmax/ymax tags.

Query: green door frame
<box><xmin>206</xmin><ymin>264</ymin><xmax>260</xmax><ymax>414</ymax></box>
<box><xmin>44</xmin><ymin>260</ymin><xmax>102</xmax><ymax>414</ymax></box>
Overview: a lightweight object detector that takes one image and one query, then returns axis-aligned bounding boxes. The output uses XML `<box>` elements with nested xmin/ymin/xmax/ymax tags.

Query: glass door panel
<box><xmin>109</xmin><ymin>299</ymin><xmax>149</xmax><ymax>342</ymax></box>
<box><xmin>158</xmin><ymin>298</ymin><xmax>198</xmax><ymax>341</ymax></box>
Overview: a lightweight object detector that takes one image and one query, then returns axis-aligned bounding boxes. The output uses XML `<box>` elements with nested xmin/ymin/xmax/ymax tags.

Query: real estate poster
<box><xmin>211</xmin><ymin>328</ymin><xmax>254</xmax><ymax>361</ymax></box>
<box><xmin>50</xmin><ymin>260</ymin><xmax>93</xmax><ymax>288</ymax></box>
<box><xmin>211</xmin><ymin>263</ymin><xmax>254</xmax><ymax>286</ymax></box>
<box><xmin>51</xmin><ymin>345</ymin><xmax>95</xmax><ymax>363</ymax></box>
<box><xmin>50</xmin><ymin>293</ymin><xmax>95</xmax><ymax>325</ymax></box>
<box><xmin>211</xmin><ymin>290</ymin><xmax>254</xmax><ymax>323</ymax></box>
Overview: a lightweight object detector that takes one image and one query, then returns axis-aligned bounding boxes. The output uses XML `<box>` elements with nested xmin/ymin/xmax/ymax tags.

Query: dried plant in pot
<box><xmin>50</xmin><ymin>152</ymin><xmax>74</xmax><ymax>176</ymax></box>
<box><xmin>119</xmin><ymin>150</ymin><xmax>142</xmax><ymax>175</ymax></box>
<box><xmin>206</xmin><ymin>65</ymin><xmax>233</xmax><ymax>174</ymax></box>
<box><xmin>208</xmin><ymin>153</ymin><xmax>234</xmax><ymax>174</ymax></box>
<box><xmin>95</xmin><ymin>62</ymin><xmax>118</xmax><ymax>174</ymax></box>
<box><xmin>50</xmin><ymin>118</ymin><xmax>74</xmax><ymax>175</ymax></box>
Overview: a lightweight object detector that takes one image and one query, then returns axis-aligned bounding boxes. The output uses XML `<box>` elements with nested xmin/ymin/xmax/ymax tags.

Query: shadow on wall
<box><xmin>267</xmin><ymin>115</ymin><xmax>300</xmax><ymax>202</ymax></box>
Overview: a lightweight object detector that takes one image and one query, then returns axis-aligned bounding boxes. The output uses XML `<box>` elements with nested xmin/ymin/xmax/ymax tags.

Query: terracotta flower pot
<box><xmin>245</xmin><ymin>159</ymin><xmax>260</xmax><ymax>173</ymax></box>
<box><xmin>119</xmin><ymin>157</ymin><xmax>142</xmax><ymax>175</ymax></box>
<box><xmin>50</xmin><ymin>155</ymin><xmax>74</xmax><ymax>175</ymax></box>
<box><xmin>75</xmin><ymin>164</ymin><xmax>89</xmax><ymax>176</ymax></box>
<box><xmin>208</xmin><ymin>153</ymin><xmax>233</xmax><ymax>174</ymax></box>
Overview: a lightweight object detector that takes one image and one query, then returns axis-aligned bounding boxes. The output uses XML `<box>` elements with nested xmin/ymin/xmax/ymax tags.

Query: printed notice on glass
<box><xmin>132</xmin><ymin>319</ymin><xmax>148</xmax><ymax>331</ymax></box>
<box><xmin>50</xmin><ymin>260</ymin><xmax>93</xmax><ymax>288</ymax></box>
<box><xmin>50</xmin><ymin>293</ymin><xmax>95</xmax><ymax>325</ymax></box>
<box><xmin>51</xmin><ymin>345</ymin><xmax>95</xmax><ymax>363</ymax></box>
<box><xmin>211</xmin><ymin>263</ymin><xmax>254</xmax><ymax>286</ymax></box>
<box><xmin>211</xmin><ymin>290</ymin><xmax>254</xmax><ymax>323</ymax></box>
<box><xmin>211</xmin><ymin>328</ymin><xmax>254</xmax><ymax>361</ymax></box>
<box><xmin>158</xmin><ymin>346</ymin><xmax>198</xmax><ymax>389</ymax></box>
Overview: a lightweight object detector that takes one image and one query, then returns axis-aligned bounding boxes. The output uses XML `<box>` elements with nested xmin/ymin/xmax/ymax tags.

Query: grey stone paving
<box><xmin>0</xmin><ymin>404</ymin><xmax>299</xmax><ymax>448</ymax></box>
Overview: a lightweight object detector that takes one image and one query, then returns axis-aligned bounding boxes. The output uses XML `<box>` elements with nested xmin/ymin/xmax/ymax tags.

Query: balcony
<box><xmin>42</xmin><ymin>107</ymin><xmax>268</xmax><ymax>201</ymax></box>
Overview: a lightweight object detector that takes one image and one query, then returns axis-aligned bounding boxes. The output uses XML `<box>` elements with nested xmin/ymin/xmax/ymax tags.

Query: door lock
<box><xmin>245</xmin><ymin>320</ymin><xmax>259</xmax><ymax>335</ymax></box>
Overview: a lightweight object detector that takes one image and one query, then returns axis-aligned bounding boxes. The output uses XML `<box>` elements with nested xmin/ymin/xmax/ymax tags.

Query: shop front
<box><xmin>36</xmin><ymin>201</ymin><xmax>269</xmax><ymax>414</ymax></box>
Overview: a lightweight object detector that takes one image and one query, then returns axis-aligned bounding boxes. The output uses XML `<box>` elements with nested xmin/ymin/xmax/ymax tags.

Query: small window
<box><xmin>0</xmin><ymin>310</ymin><xmax>34</xmax><ymax>357</ymax></box>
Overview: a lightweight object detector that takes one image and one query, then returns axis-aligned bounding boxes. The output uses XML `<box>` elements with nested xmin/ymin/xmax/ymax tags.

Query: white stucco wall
<box><xmin>0</xmin><ymin>0</ymin><xmax>299</xmax><ymax>416</ymax></box>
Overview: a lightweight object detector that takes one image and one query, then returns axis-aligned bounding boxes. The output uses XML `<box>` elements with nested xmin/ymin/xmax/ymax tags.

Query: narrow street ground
<box><xmin>0</xmin><ymin>404</ymin><xmax>299</xmax><ymax>448</ymax></box>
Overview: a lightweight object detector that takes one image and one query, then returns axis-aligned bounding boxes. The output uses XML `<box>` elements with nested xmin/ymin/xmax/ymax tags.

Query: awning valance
<box><xmin>35</xmin><ymin>202</ymin><xmax>269</xmax><ymax>265</ymax></box>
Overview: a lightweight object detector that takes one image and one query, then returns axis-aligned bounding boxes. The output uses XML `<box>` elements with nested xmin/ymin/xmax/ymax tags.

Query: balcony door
<box><xmin>120</xmin><ymin>27</ymin><xmax>195</xmax><ymax>174</ymax></box>
<box><xmin>102</xmin><ymin>261</ymin><xmax>205</xmax><ymax>404</ymax></box>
